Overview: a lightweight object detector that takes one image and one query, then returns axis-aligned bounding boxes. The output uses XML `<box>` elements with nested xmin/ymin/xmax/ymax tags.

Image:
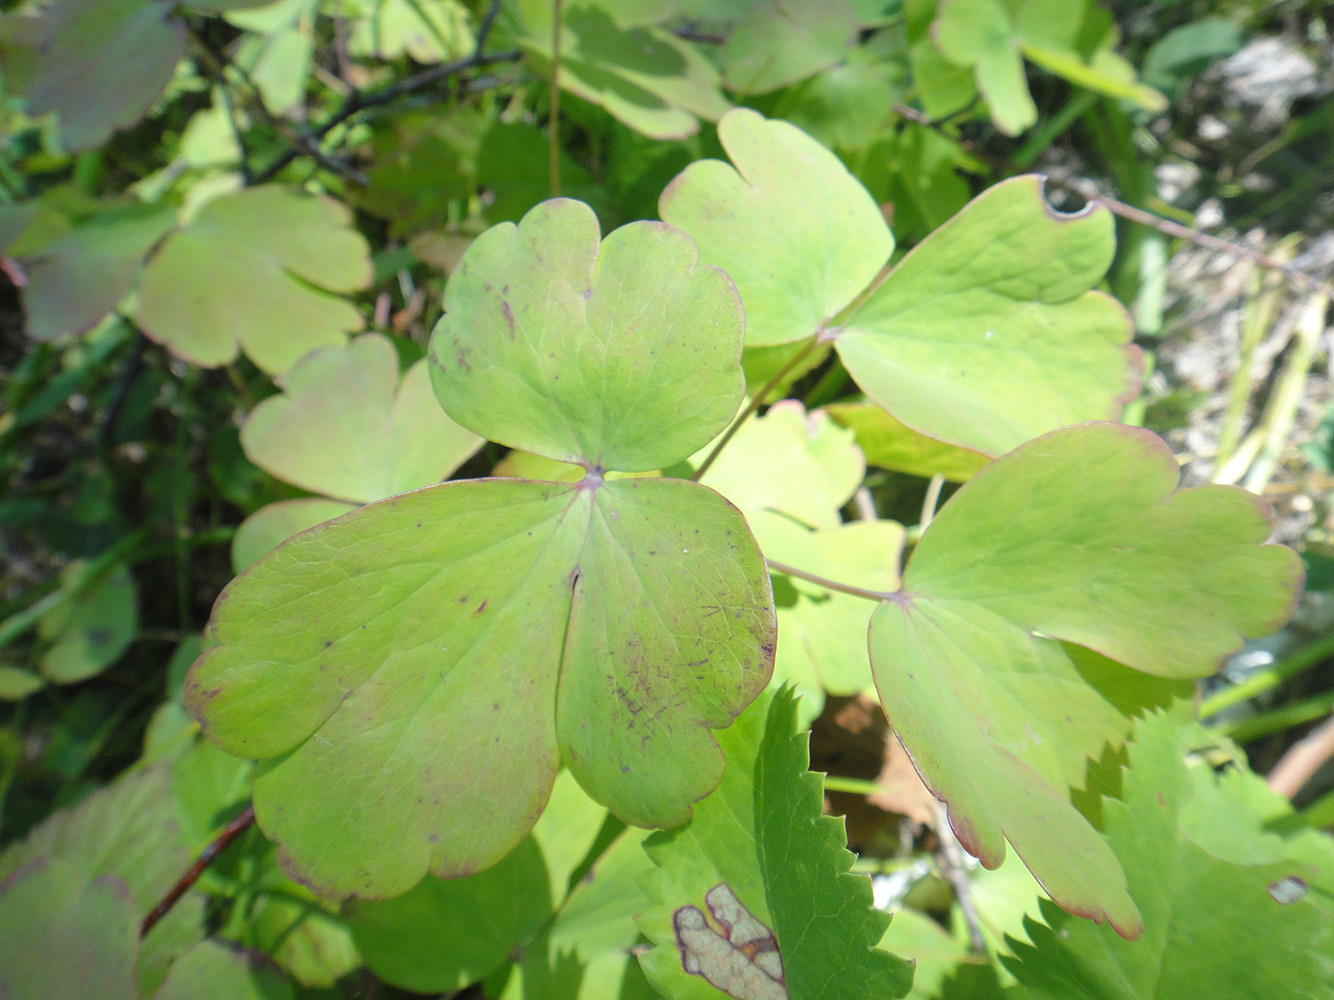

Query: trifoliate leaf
<box><xmin>867</xmin><ymin>422</ymin><xmax>1302</xmax><ymax>937</ymax></box>
<box><xmin>640</xmin><ymin>687</ymin><xmax>914</xmax><ymax>999</ymax></box>
<box><xmin>135</xmin><ymin>187</ymin><xmax>372</xmax><ymax>373</ymax></box>
<box><xmin>1004</xmin><ymin>712</ymin><xmax>1334</xmax><ymax>998</ymax></box>
<box><xmin>0</xmin><ymin>858</ymin><xmax>138</xmax><ymax>1000</ymax></box>
<box><xmin>660</xmin><ymin>108</ymin><xmax>892</xmax><ymax>348</ymax></box>
<box><xmin>661</xmin><ymin>111</ymin><xmax>1140</xmax><ymax>457</ymax></box>
<box><xmin>241</xmin><ymin>333</ymin><xmax>482</xmax><ymax>504</ymax></box>
<box><xmin>189</xmin><ymin>202</ymin><xmax>774</xmax><ymax>900</ymax></box>
<box><xmin>514</xmin><ymin>0</ymin><xmax>730</xmax><ymax>140</ymax></box>
<box><xmin>429</xmin><ymin>198</ymin><xmax>744</xmax><ymax>472</ymax></box>
<box><xmin>0</xmin><ymin>0</ymin><xmax>184</xmax><ymax>151</ymax></box>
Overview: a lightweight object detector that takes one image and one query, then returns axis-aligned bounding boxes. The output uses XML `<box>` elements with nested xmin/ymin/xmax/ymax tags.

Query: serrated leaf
<box><xmin>515</xmin><ymin>0</ymin><xmax>730</xmax><ymax>139</ymax></box>
<box><xmin>660</xmin><ymin>111</ymin><xmax>1140</xmax><ymax>457</ymax></box>
<box><xmin>660</xmin><ymin>108</ymin><xmax>893</xmax><ymax>348</ymax></box>
<box><xmin>867</xmin><ymin>422</ymin><xmax>1302</xmax><ymax>937</ymax></box>
<box><xmin>0</xmin><ymin>0</ymin><xmax>184</xmax><ymax>151</ymax></box>
<box><xmin>640</xmin><ymin>687</ymin><xmax>914</xmax><ymax>1000</ymax></box>
<box><xmin>429</xmin><ymin>198</ymin><xmax>744</xmax><ymax>472</ymax></box>
<box><xmin>153</xmin><ymin>940</ymin><xmax>294</xmax><ymax>1000</ymax></box>
<box><xmin>0</xmin><ymin>859</ymin><xmax>139</xmax><ymax>1000</ymax></box>
<box><xmin>720</xmin><ymin>0</ymin><xmax>860</xmax><ymax>95</ymax></box>
<box><xmin>241</xmin><ymin>333</ymin><xmax>482</xmax><ymax>504</ymax></box>
<box><xmin>1004</xmin><ymin>712</ymin><xmax>1334</xmax><ymax>998</ymax></box>
<box><xmin>135</xmin><ymin>186</ymin><xmax>372</xmax><ymax>373</ymax></box>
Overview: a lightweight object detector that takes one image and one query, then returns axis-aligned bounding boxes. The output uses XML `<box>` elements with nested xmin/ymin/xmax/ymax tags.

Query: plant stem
<box><xmin>765</xmin><ymin>558</ymin><xmax>894</xmax><ymax>603</ymax></box>
<box><xmin>548</xmin><ymin>0</ymin><xmax>563</xmax><ymax>197</ymax></box>
<box><xmin>823</xmin><ymin>775</ymin><xmax>883</xmax><ymax>796</ymax></box>
<box><xmin>1199</xmin><ymin>631</ymin><xmax>1334</xmax><ymax>719</ymax></box>
<box><xmin>1219</xmin><ymin>691</ymin><xmax>1334</xmax><ymax>745</ymax></box>
<box><xmin>142</xmin><ymin>804</ymin><xmax>256</xmax><ymax>938</ymax></box>
<box><xmin>691</xmin><ymin>338</ymin><xmax>818</xmax><ymax>482</ymax></box>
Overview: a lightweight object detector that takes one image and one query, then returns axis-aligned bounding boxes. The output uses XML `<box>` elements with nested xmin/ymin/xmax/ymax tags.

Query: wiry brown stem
<box><xmin>141</xmin><ymin>804</ymin><xmax>256</xmax><ymax>938</ymax></box>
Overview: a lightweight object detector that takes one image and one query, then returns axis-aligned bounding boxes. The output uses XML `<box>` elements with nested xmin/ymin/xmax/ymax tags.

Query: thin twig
<box><xmin>764</xmin><ymin>558</ymin><xmax>894</xmax><ymax>603</ymax></box>
<box><xmin>251</xmin><ymin>0</ymin><xmax>515</xmax><ymax>185</ymax></box>
<box><xmin>932</xmin><ymin>799</ymin><xmax>986</xmax><ymax>952</ymax></box>
<box><xmin>141</xmin><ymin>804</ymin><xmax>256</xmax><ymax>938</ymax></box>
<box><xmin>691</xmin><ymin>338</ymin><xmax>819</xmax><ymax>483</ymax></box>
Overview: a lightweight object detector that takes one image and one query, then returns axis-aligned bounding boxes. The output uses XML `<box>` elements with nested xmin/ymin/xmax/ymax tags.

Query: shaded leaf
<box><xmin>640</xmin><ymin>687</ymin><xmax>914</xmax><ymax>999</ymax></box>
<box><xmin>0</xmin><ymin>859</ymin><xmax>138</xmax><ymax>1000</ymax></box>
<box><xmin>153</xmin><ymin>940</ymin><xmax>293</xmax><ymax>1000</ymax></box>
<box><xmin>241</xmin><ymin>333</ymin><xmax>482</xmax><ymax>504</ymax></box>
<box><xmin>868</xmin><ymin>422</ymin><xmax>1301</xmax><ymax>936</ymax></box>
<box><xmin>720</xmin><ymin>0</ymin><xmax>860</xmax><ymax>95</ymax></box>
<box><xmin>515</xmin><ymin>0</ymin><xmax>730</xmax><ymax>139</ymax></box>
<box><xmin>37</xmin><ymin>562</ymin><xmax>138</xmax><ymax>685</ymax></box>
<box><xmin>135</xmin><ymin>186</ymin><xmax>371</xmax><ymax>373</ymax></box>
<box><xmin>826</xmin><ymin>402</ymin><xmax>988</xmax><ymax>482</ymax></box>
<box><xmin>0</xmin><ymin>0</ymin><xmax>183</xmax><ymax>151</ymax></box>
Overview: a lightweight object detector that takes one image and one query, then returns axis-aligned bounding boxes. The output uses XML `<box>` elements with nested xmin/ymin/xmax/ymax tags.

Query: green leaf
<box><xmin>245</xmin><ymin>892</ymin><xmax>361</xmax><ymax>989</ymax></box>
<box><xmin>346</xmin><ymin>0</ymin><xmax>473</xmax><ymax>62</ymax></box>
<box><xmin>661</xmin><ymin>113</ymin><xmax>1141</xmax><ymax>457</ymax></box>
<box><xmin>719</xmin><ymin>0</ymin><xmax>860</xmax><ymax>95</ymax></box>
<box><xmin>241</xmin><ymin>333</ymin><xmax>482</xmax><ymax>504</ymax></box>
<box><xmin>640</xmin><ymin>687</ymin><xmax>914</xmax><ymax>1000</ymax></box>
<box><xmin>0</xmin><ymin>858</ymin><xmax>139</xmax><ymax>1000</ymax></box>
<box><xmin>231</xmin><ymin>499</ymin><xmax>356</xmax><ymax>573</ymax></box>
<box><xmin>515</xmin><ymin>0</ymin><xmax>730</xmax><ymax>140</ymax></box>
<box><xmin>153</xmin><ymin>940</ymin><xmax>294</xmax><ymax>1000</ymax></box>
<box><xmin>834</xmin><ymin>175</ymin><xmax>1141</xmax><ymax>457</ymax></box>
<box><xmin>0</xmin><ymin>0</ymin><xmax>184</xmax><ymax>151</ymax></box>
<box><xmin>0</xmin><ymin>765</ymin><xmax>204</xmax><ymax>994</ymax></box>
<box><xmin>135</xmin><ymin>187</ymin><xmax>372</xmax><ymax>373</ymax></box>
<box><xmin>867</xmin><ymin>422</ymin><xmax>1302</xmax><ymax>937</ymax></box>
<box><xmin>10</xmin><ymin>200</ymin><xmax>175</xmax><ymax>342</ymax></box>
<box><xmin>428</xmin><ymin>198</ymin><xmax>744</xmax><ymax>472</ymax></box>
<box><xmin>931</xmin><ymin>0</ymin><xmax>1166</xmax><ymax>136</ymax></box>
<box><xmin>189</xmin><ymin>476</ymin><xmax>774</xmax><ymax>899</ymax></box>
<box><xmin>660</xmin><ymin>108</ymin><xmax>893</xmax><ymax>348</ymax></box>
<box><xmin>826</xmin><ymin>402</ymin><xmax>989</xmax><ymax>482</ymax></box>
<box><xmin>0</xmin><ymin>665</ymin><xmax>43</xmax><ymax>700</ymax></box>
<box><xmin>38</xmin><ymin>562</ymin><xmax>138</xmax><ymax>685</ymax></box>
<box><xmin>1005</xmin><ymin>712</ymin><xmax>1334</xmax><ymax>998</ymax></box>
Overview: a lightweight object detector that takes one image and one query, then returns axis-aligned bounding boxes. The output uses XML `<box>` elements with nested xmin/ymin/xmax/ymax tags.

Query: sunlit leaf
<box><xmin>231</xmin><ymin>499</ymin><xmax>356</xmax><ymax>573</ymax></box>
<box><xmin>826</xmin><ymin>402</ymin><xmax>988</xmax><ymax>482</ymax></box>
<box><xmin>867</xmin><ymin>422</ymin><xmax>1302</xmax><ymax>937</ymax></box>
<box><xmin>346</xmin><ymin>0</ymin><xmax>473</xmax><ymax>62</ymax></box>
<box><xmin>1005</xmin><ymin>713</ymin><xmax>1334</xmax><ymax>998</ymax></box>
<box><xmin>135</xmin><ymin>186</ymin><xmax>372</xmax><ymax>373</ymax></box>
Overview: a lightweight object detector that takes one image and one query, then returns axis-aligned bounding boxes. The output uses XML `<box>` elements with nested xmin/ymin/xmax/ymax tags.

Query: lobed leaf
<box><xmin>135</xmin><ymin>186</ymin><xmax>371</xmax><ymax>373</ymax></box>
<box><xmin>868</xmin><ymin>422</ymin><xmax>1302</xmax><ymax>937</ymax></box>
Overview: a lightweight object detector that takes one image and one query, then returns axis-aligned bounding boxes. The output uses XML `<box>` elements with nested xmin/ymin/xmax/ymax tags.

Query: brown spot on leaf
<box><xmin>674</xmin><ymin>884</ymin><xmax>786</xmax><ymax>1000</ymax></box>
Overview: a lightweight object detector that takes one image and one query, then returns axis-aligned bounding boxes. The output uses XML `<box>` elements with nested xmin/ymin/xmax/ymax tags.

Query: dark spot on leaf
<box><xmin>1157</xmin><ymin>792</ymin><xmax>1167</xmax><ymax>807</ymax></box>
<box><xmin>88</xmin><ymin>627</ymin><xmax>111</xmax><ymax>645</ymax></box>
<box><xmin>475</xmin><ymin>599</ymin><xmax>488</xmax><ymax>615</ymax></box>
<box><xmin>501</xmin><ymin>299</ymin><xmax>516</xmax><ymax>337</ymax></box>
<box><xmin>324</xmin><ymin>639</ymin><xmax>333</xmax><ymax>648</ymax></box>
<box><xmin>620</xmin><ymin>764</ymin><xmax>629</xmax><ymax>774</ymax></box>
<box><xmin>583</xmin><ymin>286</ymin><xmax>592</xmax><ymax>299</ymax></box>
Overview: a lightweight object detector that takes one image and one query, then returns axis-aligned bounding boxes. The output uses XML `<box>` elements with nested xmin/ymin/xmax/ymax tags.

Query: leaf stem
<box><xmin>141</xmin><ymin>803</ymin><xmax>256</xmax><ymax>938</ymax></box>
<box><xmin>1198</xmin><ymin>630</ymin><xmax>1334</xmax><ymax>719</ymax></box>
<box><xmin>764</xmin><ymin>558</ymin><xmax>894</xmax><ymax>603</ymax></box>
<box><xmin>548</xmin><ymin>0</ymin><xmax>563</xmax><ymax>197</ymax></box>
<box><xmin>1218</xmin><ymin>691</ymin><xmax>1334</xmax><ymax>745</ymax></box>
<box><xmin>691</xmin><ymin>337</ymin><xmax>818</xmax><ymax>483</ymax></box>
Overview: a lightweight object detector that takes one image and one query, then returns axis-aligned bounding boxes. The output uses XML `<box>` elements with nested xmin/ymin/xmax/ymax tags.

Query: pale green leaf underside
<box><xmin>429</xmin><ymin>198</ymin><xmax>744</xmax><ymax>473</ymax></box>
<box><xmin>187</xmin><ymin>476</ymin><xmax>774</xmax><ymax>899</ymax></box>
<box><xmin>640</xmin><ymin>688</ymin><xmax>913</xmax><ymax>1000</ymax></box>
<box><xmin>869</xmin><ymin>422</ymin><xmax>1301</xmax><ymax>937</ymax></box>
<box><xmin>135</xmin><ymin>186</ymin><xmax>371</xmax><ymax>373</ymax></box>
